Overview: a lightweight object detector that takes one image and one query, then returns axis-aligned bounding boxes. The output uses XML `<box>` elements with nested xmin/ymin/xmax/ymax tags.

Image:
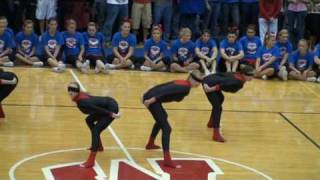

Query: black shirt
<box><xmin>203</xmin><ymin>72</ymin><xmax>246</xmax><ymax>93</ymax></box>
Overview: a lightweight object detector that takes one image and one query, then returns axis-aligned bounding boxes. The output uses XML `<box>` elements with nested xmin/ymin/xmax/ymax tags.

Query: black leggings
<box><xmin>206</xmin><ymin>91</ymin><xmax>225</xmax><ymax>128</ymax></box>
<box><xmin>0</xmin><ymin>73</ymin><xmax>18</xmax><ymax>103</ymax></box>
<box><xmin>148</xmin><ymin>102</ymin><xmax>171</xmax><ymax>152</ymax></box>
<box><xmin>85</xmin><ymin>114</ymin><xmax>114</xmax><ymax>152</ymax></box>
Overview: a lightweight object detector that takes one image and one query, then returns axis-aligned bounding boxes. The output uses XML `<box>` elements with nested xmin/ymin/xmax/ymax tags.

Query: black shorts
<box><xmin>42</xmin><ymin>51</ymin><xmax>63</xmax><ymax>62</ymax></box>
<box><xmin>64</xmin><ymin>55</ymin><xmax>79</xmax><ymax>67</ymax></box>
<box><xmin>106</xmin><ymin>54</ymin><xmax>136</xmax><ymax>64</ymax></box>
<box><xmin>170</xmin><ymin>59</ymin><xmax>199</xmax><ymax>67</ymax></box>
<box><xmin>85</xmin><ymin>55</ymin><xmax>105</xmax><ymax>67</ymax></box>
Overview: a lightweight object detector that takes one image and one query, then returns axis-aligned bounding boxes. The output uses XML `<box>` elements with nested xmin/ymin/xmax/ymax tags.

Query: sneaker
<box><xmin>140</xmin><ymin>65</ymin><xmax>152</xmax><ymax>71</ymax></box>
<box><xmin>32</xmin><ymin>61</ymin><xmax>44</xmax><ymax>67</ymax></box>
<box><xmin>306</xmin><ymin>77</ymin><xmax>317</xmax><ymax>82</ymax></box>
<box><xmin>279</xmin><ymin>66</ymin><xmax>288</xmax><ymax>81</ymax></box>
<box><xmin>317</xmin><ymin>77</ymin><xmax>320</xmax><ymax>83</ymax></box>
<box><xmin>130</xmin><ymin>64</ymin><xmax>135</xmax><ymax>70</ymax></box>
<box><xmin>2</xmin><ymin>61</ymin><xmax>14</xmax><ymax>67</ymax></box>
<box><xmin>52</xmin><ymin>67</ymin><xmax>64</xmax><ymax>73</ymax></box>
<box><xmin>262</xmin><ymin>75</ymin><xmax>268</xmax><ymax>80</ymax></box>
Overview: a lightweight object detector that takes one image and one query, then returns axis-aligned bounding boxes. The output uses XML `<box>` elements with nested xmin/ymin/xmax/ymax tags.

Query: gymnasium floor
<box><xmin>0</xmin><ymin>67</ymin><xmax>319</xmax><ymax>180</ymax></box>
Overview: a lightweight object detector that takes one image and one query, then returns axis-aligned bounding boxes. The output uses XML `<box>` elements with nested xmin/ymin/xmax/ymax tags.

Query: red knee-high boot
<box><xmin>145</xmin><ymin>137</ymin><xmax>160</xmax><ymax>150</ymax></box>
<box><xmin>0</xmin><ymin>104</ymin><xmax>5</xmax><ymax>118</ymax></box>
<box><xmin>80</xmin><ymin>151</ymin><xmax>97</xmax><ymax>168</ymax></box>
<box><xmin>163</xmin><ymin>151</ymin><xmax>176</xmax><ymax>168</ymax></box>
<box><xmin>213</xmin><ymin>128</ymin><xmax>226</xmax><ymax>142</ymax></box>
<box><xmin>207</xmin><ymin>118</ymin><xmax>213</xmax><ymax>128</ymax></box>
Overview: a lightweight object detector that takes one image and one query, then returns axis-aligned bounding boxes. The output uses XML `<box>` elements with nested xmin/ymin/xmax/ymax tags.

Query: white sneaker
<box><xmin>140</xmin><ymin>65</ymin><xmax>152</xmax><ymax>71</ymax></box>
<box><xmin>2</xmin><ymin>61</ymin><xmax>14</xmax><ymax>67</ymax></box>
<box><xmin>80</xmin><ymin>60</ymin><xmax>90</xmax><ymax>73</ymax></box>
<box><xmin>33</xmin><ymin>61</ymin><xmax>44</xmax><ymax>67</ymax></box>
<box><xmin>306</xmin><ymin>77</ymin><xmax>317</xmax><ymax>82</ymax></box>
<box><xmin>95</xmin><ymin>61</ymin><xmax>106</xmax><ymax>73</ymax></box>
<box><xmin>279</xmin><ymin>66</ymin><xmax>288</xmax><ymax>81</ymax></box>
<box><xmin>105</xmin><ymin>63</ymin><xmax>116</xmax><ymax>69</ymax></box>
<box><xmin>317</xmin><ymin>77</ymin><xmax>320</xmax><ymax>83</ymax></box>
<box><xmin>52</xmin><ymin>67</ymin><xmax>65</xmax><ymax>73</ymax></box>
<box><xmin>262</xmin><ymin>75</ymin><xmax>268</xmax><ymax>80</ymax></box>
<box><xmin>130</xmin><ymin>64</ymin><xmax>135</xmax><ymax>70</ymax></box>
<box><xmin>58</xmin><ymin>62</ymin><xmax>66</xmax><ymax>69</ymax></box>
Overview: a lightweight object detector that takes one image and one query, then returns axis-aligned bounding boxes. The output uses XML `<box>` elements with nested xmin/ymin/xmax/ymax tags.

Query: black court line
<box><xmin>3</xmin><ymin>103</ymin><xmax>320</xmax><ymax>115</ymax></box>
<box><xmin>279</xmin><ymin>112</ymin><xmax>320</xmax><ymax>150</ymax></box>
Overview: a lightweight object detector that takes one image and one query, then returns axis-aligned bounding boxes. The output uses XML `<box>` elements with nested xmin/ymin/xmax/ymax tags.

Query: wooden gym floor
<box><xmin>0</xmin><ymin>67</ymin><xmax>319</xmax><ymax>180</ymax></box>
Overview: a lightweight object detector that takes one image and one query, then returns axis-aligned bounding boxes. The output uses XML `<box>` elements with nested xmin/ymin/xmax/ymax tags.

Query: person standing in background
<box><xmin>221</xmin><ymin>0</ymin><xmax>240</xmax><ymax>36</ymax></box>
<box><xmin>153</xmin><ymin>0</ymin><xmax>172</xmax><ymax>42</ymax></box>
<box><xmin>240</xmin><ymin>0</ymin><xmax>259</xmax><ymax>35</ymax></box>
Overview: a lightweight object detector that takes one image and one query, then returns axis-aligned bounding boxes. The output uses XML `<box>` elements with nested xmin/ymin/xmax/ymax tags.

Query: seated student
<box><xmin>255</xmin><ymin>33</ymin><xmax>280</xmax><ymax>80</ymax></box>
<box><xmin>288</xmin><ymin>39</ymin><xmax>317</xmax><ymax>82</ymax></box>
<box><xmin>83</xmin><ymin>22</ymin><xmax>107</xmax><ymax>74</ymax></box>
<box><xmin>141</xmin><ymin>25</ymin><xmax>167</xmax><ymax>72</ymax></box>
<box><xmin>62</xmin><ymin>19</ymin><xmax>88</xmax><ymax>73</ymax></box>
<box><xmin>41</xmin><ymin>18</ymin><xmax>65</xmax><ymax>72</ymax></box>
<box><xmin>314</xmin><ymin>43</ymin><xmax>320</xmax><ymax>83</ymax></box>
<box><xmin>195</xmin><ymin>29</ymin><xmax>218</xmax><ymax>75</ymax></box>
<box><xmin>239</xmin><ymin>25</ymin><xmax>261</xmax><ymax>68</ymax></box>
<box><xmin>219</xmin><ymin>28</ymin><xmax>244</xmax><ymax>72</ymax></box>
<box><xmin>0</xmin><ymin>16</ymin><xmax>15</xmax><ymax>45</ymax></box>
<box><xmin>0</xmin><ymin>20</ymin><xmax>14</xmax><ymax>67</ymax></box>
<box><xmin>275</xmin><ymin>29</ymin><xmax>293</xmax><ymax>79</ymax></box>
<box><xmin>15</xmin><ymin>20</ymin><xmax>43</xmax><ymax>67</ymax></box>
<box><xmin>170</xmin><ymin>27</ymin><xmax>199</xmax><ymax>73</ymax></box>
<box><xmin>105</xmin><ymin>20</ymin><xmax>137</xmax><ymax>70</ymax></box>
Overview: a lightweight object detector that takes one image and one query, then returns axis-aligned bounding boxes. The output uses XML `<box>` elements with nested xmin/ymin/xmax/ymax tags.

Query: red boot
<box><xmin>163</xmin><ymin>151</ymin><xmax>177</xmax><ymax>168</ymax></box>
<box><xmin>207</xmin><ymin>118</ymin><xmax>213</xmax><ymax>128</ymax></box>
<box><xmin>80</xmin><ymin>151</ymin><xmax>97</xmax><ymax>168</ymax></box>
<box><xmin>213</xmin><ymin>128</ymin><xmax>226</xmax><ymax>142</ymax></box>
<box><xmin>145</xmin><ymin>137</ymin><xmax>160</xmax><ymax>150</ymax></box>
<box><xmin>0</xmin><ymin>104</ymin><xmax>5</xmax><ymax>118</ymax></box>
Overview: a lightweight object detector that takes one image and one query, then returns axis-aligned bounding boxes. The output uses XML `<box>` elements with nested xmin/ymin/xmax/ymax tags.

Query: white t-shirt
<box><xmin>107</xmin><ymin>0</ymin><xmax>128</xmax><ymax>5</ymax></box>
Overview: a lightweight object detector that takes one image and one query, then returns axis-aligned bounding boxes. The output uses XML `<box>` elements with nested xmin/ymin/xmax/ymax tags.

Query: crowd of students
<box><xmin>0</xmin><ymin>16</ymin><xmax>320</xmax><ymax>82</ymax></box>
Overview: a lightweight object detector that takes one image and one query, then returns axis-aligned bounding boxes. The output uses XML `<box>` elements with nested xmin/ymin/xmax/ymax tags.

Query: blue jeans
<box><xmin>287</xmin><ymin>10</ymin><xmax>307</xmax><ymax>45</ymax></box>
<box><xmin>203</xmin><ymin>1</ymin><xmax>221</xmax><ymax>37</ymax></box>
<box><xmin>171</xmin><ymin>1</ymin><xmax>180</xmax><ymax>39</ymax></box>
<box><xmin>222</xmin><ymin>3</ymin><xmax>240</xmax><ymax>34</ymax></box>
<box><xmin>153</xmin><ymin>4</ymin><xmax>173</xmax><ymax>41</ymax></box>
<box><xmin>180</xmin><ymin>13</ymin><xmax>198</xmax><ymax>40</ymax></box>
<box><xmin>240</xmin><ymin>2</ymin><xmax>259</xmax><ymax>34</ymax></box>
<box><xmin>102</xmin><ymin>3</ymin><xmax>129</xmax><ymax>42</ymax></box>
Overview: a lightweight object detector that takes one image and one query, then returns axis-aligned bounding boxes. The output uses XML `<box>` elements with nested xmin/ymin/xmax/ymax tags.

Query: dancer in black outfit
<box><xmin>0</xmin><ymin>68</ymin><xmax>18</xmax><ymax>119</ymax></box>
<box><xmin>143</xmin><ymin>70</ymin><xmax>203</xmax><ymax>168</ymax></box>
<box><xmin>67</xmin><ymin>82</ymin><xmax>121</xmax><ymax>168</ymax></box>
<box><xmin>202</xmin><ymin>65</ymin><xmax>254</xmax><ymax>142</ymax></box>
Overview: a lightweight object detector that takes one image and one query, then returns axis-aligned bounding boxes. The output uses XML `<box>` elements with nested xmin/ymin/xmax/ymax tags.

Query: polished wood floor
<box><xmin>0</xmin><ymin>67</ymin><xmax>320</xmax><ymax>180</ymax></box>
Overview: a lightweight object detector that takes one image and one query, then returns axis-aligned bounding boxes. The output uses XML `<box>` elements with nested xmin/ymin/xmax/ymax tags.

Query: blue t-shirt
<box><xmin>195</xmin><ymin>39</ymin><xmax>217</xmax><ymax>57</ymax></box>
<box><xmin>240</xmin><ymin>36</ymin><xmax>261</xmax><ymax>60</ymax></box>
<box><xmin>222</xmin><ymin>0</ymin><xmax>239</xmax><ymax>3</ymax></box>
<box><xmin>83</xmin><ymin>32</ymin><xmax>105</xmax><ymax>56</ymax></box>
<box><xmin>257</xmin><ymin>46</ymin><xmax>280</xmax><ymax>66</ymax></box>
<box><xmin>220</xmin><ymin>39</ymin><xmax>243</xmax><ymax>56</ymax></box>
<box><xmin>62</xmin><ymin>31</ymin><xmax>84</xmax><ymax>56</ymax></box>
<box><xmin>15</xmin><ymin>32</ymin><xmax>38</xmax><ymax>55</ymax></box>
<box><xmin>112</xmin><ymin>32</ymin><xmax>137</xmax><ymax>56</ymax></box>
<box><xmin>179</xmin><ymin>0</ymin><xmax>205</xmax><ymax>14</ymax></box>
<box><xmin>144</xmin><ymin>38</ymin><xmax>167</xmax><ymax>61</ymax></box>
<box><xmin>41</xmin><ymin>31</ymin><xmax>64</xmax><ymax>54</ymax></box>
<box><xmin>314</xmin><ymin>43</ymin><xmax>320</xmax><ymax>58</ymax></box>
<box><xmin>171</xmin><ymin>39</ymin><xmax>195</xmax><ymax>62</ymax></box>
<box><xmin>289</xmin><ymin>51</ymin><xmax>314</xmax><ymax>71</ymax></box>
<box><xmin>241</xmin><ymin>0</ymin><xmax>258</xmax><ymax>3</ymax></box>
<box><xmin>0</xmin><ymin>31</ymin><xmax>14</xmax><ymax>54</ymax></box>
<box><xmin>275</xmin><ymin>41</ymin><xmax>293</xmax><ymax>60</ymax></box>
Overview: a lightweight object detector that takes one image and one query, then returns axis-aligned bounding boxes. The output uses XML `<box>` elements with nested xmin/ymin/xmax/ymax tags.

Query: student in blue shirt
<box><xmin>219</xmin><ymin>28</ymin><xmax>244</xmax><ymax>72</ymax></box>
<box><xmin>83</xmin><ymin>22</ymin><xmax>107</xmax><ymax>74</ymax></box>
<box><xmin>141</xmin><ymin>25</ymin><xmax>167</xmax><ymax>72</ymax></box>
<box><xmin>289</xmin><ymin>39</ymin><xmax>316</xmax><ymax>82</ymax></box>
<box><xmin>15</xmin><ymin>20</ymin><xmax>42</xmax><ymax>67</ymax></box>
<box><xmin>275</xmin><ymin>29</ymin><xmax>293</xmax><ymax>69</ymax></box>
<box><xmin>239</xmin><ymin>25</ymin><xmax>261</xmax><ymax>68</ymax></box>
<box><xmin>195</xmin><ymin>29</ymin><xmax>218</xmax><ymax>75</ymax></box>
<box><xmin>41</xmin><ymin>18</ymin><xmax>65</xmax><ymax>72</ymax></box>
<box><xmin>105</xmin><ymin>20</ymin><xmax>137</xmax><ymax>70</ymax></box>
<box><xmin>62</xmin><ymin>19</ymin><xmax>87</xmax><ymax>73</ymax></box>
<box><xmin>170</xmin><ymin>27</ymin><xmax>199</xmax><ymax>73</ymax></box>
<box><xmin>0</xmin><ymin>22</ymin><xmax>14</xmax><ymax>67</ymax></box>
<box><xmin>0</xmin><ymin>17</ymin><xmax>15</xmax><ymax>47</ymax></box>
<box><xmin>254</xmin><ymin>33</ymin><xmax>279</xmax><ymax>80</ymax></box>
<box><xmin>314</xmin><ymin>43</ymin><xmax>320</xmax><ymax>83</ymax></box>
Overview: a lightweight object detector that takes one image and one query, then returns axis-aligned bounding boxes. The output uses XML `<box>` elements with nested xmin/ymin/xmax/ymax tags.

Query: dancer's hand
<box><xmin>112</xmin><ymin>112</ymin><xmax>121</xmax><ymax>119</ymax></box>
<box><xmin>1</xmin><ymin>77</ymin><xmax>17</xmax><ymax>85</ymax></box>
<box><xmin>144</xmin><ymin>97</ymin><xmax>156</xmax><ymax>107</ymax></box>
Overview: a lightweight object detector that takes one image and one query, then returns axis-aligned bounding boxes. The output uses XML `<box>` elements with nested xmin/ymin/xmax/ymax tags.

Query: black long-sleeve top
<box><xmin>203</xmin><ymin>72</ymin><xmax>246</xmax><ymax>93</ymax></box>
<box><xmin>0</xmin><ymin>71</ymin><xmax>18</xmax><ymax>84</ymax></box>
<box><xmin>143</xmin><ymin>80</ymin><xmax>192</xmax><ymax>103</ymax></box>
<box><xmin>73</xmin><ymin>92</ymin><xmax>119</xmax><ymax>116</ymax></box>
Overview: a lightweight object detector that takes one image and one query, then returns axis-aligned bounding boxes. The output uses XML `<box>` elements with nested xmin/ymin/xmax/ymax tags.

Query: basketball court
<box><xmin>0</xmin><ymin>67</ymin><xmax>319</xmax><ymax>180</ymax></box>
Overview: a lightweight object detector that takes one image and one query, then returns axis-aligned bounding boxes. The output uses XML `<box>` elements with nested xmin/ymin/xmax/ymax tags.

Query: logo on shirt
<box><xmin>226</xmin><ymin>47</ymin><xmax>236</xmax><ymax>56</ymax></box>
<box><xmin>119</xmin><ymin>40</ymin><xmax>129</xmax><ymax>54</ymax></box>
<box><xmin>66</xmin><ymin>37</ymin><xmax>77</xmax><ymax>48</ymax></box>
<box><xmin>297</xmin><ymin>59</ymin><xmax>307</xmax><ymax>70</ymax></box>
<box><xmin>150</xmin><ymin>46</ymin><xmax>161</xmax><ymax>59</ymax></box>
<box><xmin>247</xmin><ymin>42</ymin><xmax>257</xmax><ymax>55</ymax></box>
<box><xmin>21</xmin><ymin>40</ymin><xmax>32</xmax><ymax>53</ymax></box>
<box><xmin>262</xmin><ymin>53</ymin><xmax>273</xmax><ymax>62</ymax></box>
<box><xmin>200</xmin><ymin>47</ymin><xmax>210</xmax><ymax>56</ymax></box>
<box><xmin>178</xmin><ymin>47</ymin><xmax>189</xmax><ymax>61</ymax></box>
<box><xmin>48</xmin><ymin>39</ymin><xmax>57</xmax><ymax>51</ymax></box>
<box><xmin>279</xmin><ymin>46</ymin><xmax>287</xmax><ymax>57</ymax></box>
<box><xmin>88</xmin><ymin>38</ymin><xmax>99</xmax><ymax>48</ymax></box>
<box><xmin>0</xmin><ymin>40</ymin><xmax>4</xmax><ymax>53</ymax></box>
